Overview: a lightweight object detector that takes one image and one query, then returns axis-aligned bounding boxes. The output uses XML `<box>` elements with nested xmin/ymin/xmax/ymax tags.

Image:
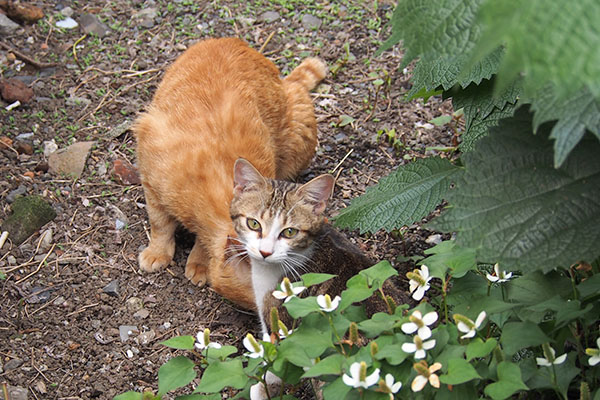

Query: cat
<box><xmin>134</xmin><ymin>37</ymin><xmax>327</xmax><ymax>309</ymax></box>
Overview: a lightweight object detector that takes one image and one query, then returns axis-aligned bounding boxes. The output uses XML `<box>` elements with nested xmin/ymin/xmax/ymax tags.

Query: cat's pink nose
<box><xmin>260</xmin><ymin>250</ymin><xmax>272</xmax><ymax>259</ymax></box>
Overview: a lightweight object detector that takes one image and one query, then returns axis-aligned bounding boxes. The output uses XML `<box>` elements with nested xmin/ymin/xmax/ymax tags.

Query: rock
<box><xmin>0</xmin><ymin>14</ymin><xmax>20</xmax><ymax>35</ymax></box>
<box><xmin>259</xmin><ymin>11</ymin><xmax>280</xmax><ymax>23</ymax></box>
<box><xmin>6</xmin><ymin>185</ymin><xmax>27</xmax><ymax>203</ymax></box>
<box><xmin>105</xmin><ymin>120</ymin><xmax>131</xmax><ymax>139</ymax></box>
<box><xmin>55</xmin><ymin>17</ymin><xmax>78</xmax><ymax>29</ymax></box>
<box><xmin>237</xmin><ymin>16</ymin><xmax>256</xmax><ymax>27</ymax></box>
<box><xmin>4</xmin><ymin>358</ymin><xmax>23</xmax><ymax>371</ymax></box>
<box><xmin>119</xmin><ymin>325</ymin><xmax>139</xmax><ymax>342</ymax></box>
<box><xmin>7</xmin><ymin>255</ymin><xmax>17</xmax><ymax>265</ymax></box>
<box><xmin>102</xmin><ymin>280</ymin><xmax>119</xmax><ymax>297</ymax></box>
<box><xmin>425</xmin><ymin>234</ymin><xmax>442</xmax><ymax>245</ymax></box>
<box><xmin>301</xmin><ymin>14</ymin><xmax>322</xmax><ymax>30</ymax></box>
<box><xmin>79</xmin><ymin>14</ymin><xmax>110</xmax><ymax>37</ymax></box>
<box><xmin>13</xmin><ymin>141</ymin><xmax>33</xmax><ymax>155</ymax></box>
<box><xmin>7</xmin><ymin>386</ymin><xmax>27</xmax><ymax>400</ymax></box>
<box><xmin>39</xmin><ymin>228</ymin><xmax>53</xmax><ymax>250</ymax></box>
<box><xmin>110</xmin><ymin>159</ymin><xmax>141</xmax><ymax>185</ymax></box>
<box><xmin>0</xmin><ymin>79</ymin><xmax>34</xmax><ymax>103</ymax></box>
<box><xmin>137</xmin><ymin>330</ymin><xmax>155</xmax><ymax>345</ymax></box>
<box><xmin>66</xmin><ymin>96</ymin><xmax>92</xmax><ymax>107</ymax></box>
<box><xmin>133</xmin><ymin>308</ymin><xmax>150</xmax><ymax>319</ymax></box>
<box><xmin>2</xmin><ymin>2</ymin><xmax>44</xmax><ymax>23</ymax></box>
<box><xmin>16</xmin><ymin>132</ymin><xmax>34</xmax><ymax>141</ymax></box>
<box><xmin>133</xmin><ymin>8</ymin><xmax>158</xmax><ymax>28</ymax></box>
<box><xmin>48</xmin><ymin>141</ymin><xmax>94</xmax><ymax>178</ymax></box>
<box><xmin>26</xmin><ymin>286</ymin><xmax>52</xmax><ymax>304</ymax></box>
<box><xmin>126</xmin><ymin>296</ymin><xmax>143</xmax><ymax>312</ymax></box>
<box><xmin>60</xmin><ymin>7</ymin><xmax>74</xmax><ymax>17</ymax></box>
<box><xmin>1</xmin><ymin>196</ymin><xmax>56</xmax><ymax>246</ymax></box>
<box><xmin>43</xmin><ymin>139</ymin><xmax>58</xmax><ymax>156</ymax></box>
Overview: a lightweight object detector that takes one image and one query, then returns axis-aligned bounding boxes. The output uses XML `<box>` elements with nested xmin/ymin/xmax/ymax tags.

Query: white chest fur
<box><xmin>251</xmin><ymin>259</ymin><xmax>284</xmax><ymax>335</ymax></box>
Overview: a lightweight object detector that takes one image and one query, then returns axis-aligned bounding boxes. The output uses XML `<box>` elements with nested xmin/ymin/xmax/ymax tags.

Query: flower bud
<box><xmin>203</xmin><ymin>328</ymin><xmax>211</xmax><ymax>346</ymax></box>
<box><xmin>282</xmin><ymin>277</ymin><xmax>293</xmax><ymax>295</ymax></box>
<box><xmin>385</xmin><ymin>295</ymin><xmax>396</xmax><ymax>314</ymax></box>
<box><xmin>270</xmin><ymin>307</ymin><xmax>280</xmax><ymax>336</ymax></box>
<box><xmin>370</xmin><ymin>341</ymin><xmax>379</xmax><ymax>356</ymax></box>
<box><xmin>358</xmin><ymin>361</ymin><xmax>367</xmax><ymax>382</ymax></box>
<box><xmin>349</xmin><ymin>322</ymin><xmax>359</xmax><ymax>345</ymax></box>
<box><xmin>246</xmin><ymin>333</ymin><xmax>261</xmax><ymax>353</ymax></box>
<box><xmin>413</xmin><ymin>360</ymin><xmax>429</xmax><ymax>376</ymax></box>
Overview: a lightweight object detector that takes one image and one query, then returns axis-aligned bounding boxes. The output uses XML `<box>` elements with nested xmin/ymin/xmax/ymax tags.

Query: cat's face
<box><xmin>230</xmin><ymin>159</ymin><xmax>334</xmax><ymax>277</ymax></box>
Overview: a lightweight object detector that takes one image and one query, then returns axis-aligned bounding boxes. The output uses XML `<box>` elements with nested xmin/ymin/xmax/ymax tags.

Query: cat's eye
<box><xmin>246</xmin><ymin>218</ymin><xmax>262</xmax><ymax>232</ymax></box>
<box><xmin>280</xmin><ymin>227</ymin><xmax>299</xmax><ymax>239</ymax></box>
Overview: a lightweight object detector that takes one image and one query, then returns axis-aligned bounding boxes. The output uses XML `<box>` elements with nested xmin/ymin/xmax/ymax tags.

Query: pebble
<box><xmin>301</xmin><ymin>14</ymin><xmax>322</xmax><ymax>30</ymax></box>
<box><xmin>0</xmin><ymin>78</ymin><xmax>34</xmax><ymax>103</ymax></box>
<box><xmin>7</xmin><ymin>386</ymin><xmax>27</xmax><ymax>400</ymax></box>
<box><xmin>126</xmin><ymin>296</ymin><xmax>143</xmax><ymax>312</ymax></box>
<box><xmin>56</xmin><ymin>17</ymin><xmax>78</xmax><ymax>29</ymax></box>
<box><xmin>133</xmin><ymin>8</ymin><xmax>158</xmax><ymax>28</ymax></box>
<box><xmin>119</xmin><ymin>325</ymin><xmax>139</xmax><ymax>342</ymax></box>
<box><xmin>48</xmin><ymin>141</ymin><xmax>95</xmax><ymax>178</ymax></box>
<box><xmin>66</xmin><ymin>96</ymin><xmax>92</xmax><ymax>107</ymax></box>
<box><xmin>39</xmin><ymin>228</ymin><xmax>53</xmax><ymax>250</ymax></box>
<box><xmin>43</xmin><ymin>139</ymin><xmax>58</xmax><ymax>156</ymax></box>
<box><xmin>7</xmin><ymin>255</ymin><xmax>17</xmax><ymax>265</ymax></box>
<box><xmin>0</xmin><ymin>14</ymin><xmax>20</xmax><ymax>35</ymax></box>
<box><xmin>4</xmin><ymin>358</ymin><xmax>23</xmax><ymax>370</ymax></box>
<box><xmin>102</xmin><ymin>280</ymin><xmax>119</xmax><ymax>297</ymax></box>
<box><xmin>79</xmin><ymin>14</ymin><xmax>110</xmax><ymax>37</ymax></box>
<box><xmin>16</xmin><ymin>132</ymin><xmax>34</xmax><ymax>141</ymax></box>
<box><xmin>2</xmin><ymin>195</ymin><xmax>56</xmax><ymax>246</ymax></box>
<box><xmin>26</xmin><ymin>286</ymin><xmax>52</xmax><ymax>304</ymax></box>
<box><xmin>425</xmin><ymin>234</ymin><xmax>443</xmax><ymax>245</ymax></box>
<box><xmin>110</xmin><ymin>159</ymin><xmax>141</xmax><ymax>185</ymax></box>
<box><xmin>259</xmin><ymin>11</ymin><xmax>280</xmax><ymax>23</ymax></box>
<box><xmin>14</xmin><ymin>141</ymin><xmax>33</xmax><ymax>155</ymax></box>
<box><xmin>60</xmin><ymin>7</ymin><xmax>74</xmax><ymax>17</ymax></box>
<box><xmin>237</xmin><ymin>16</ymin><xmax>256</xmax><ymax>27</ymax></box>
<box><xmin>126</xmin><ymin>349</ymin><xmax>134</xmax><ymax>358</ymax></box>
<box><xmin>133</xmin><ymin>308</ymin><xmax>150</xmax><ymax>319</ymax></box>
<box><xmin>6</xmin><ymin>185</ymin><xmax>27</xmax><ymax>203</ymax></box>
<box><xmin>137</xmin><ymin>330</ymin><xmax>155</xmax><ymax>345</ymax></box>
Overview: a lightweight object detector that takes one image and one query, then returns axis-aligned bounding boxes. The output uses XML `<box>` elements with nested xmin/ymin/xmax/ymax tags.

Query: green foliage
<box><xmin>158</xmin><ymin>356</ymin><xmax>196</xmax><ymax>396</ymax></box>
<box><xmin>334</xmin><ymin>157</ymin><xmax>460</xmax><ymax>233</ymax></box>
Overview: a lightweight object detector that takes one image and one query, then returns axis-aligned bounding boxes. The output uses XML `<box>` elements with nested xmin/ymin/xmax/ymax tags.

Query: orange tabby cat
<box><xmin>134</xmin><ymin>38</ymin><xmax>326</xmax><ymax>309</ymax></box>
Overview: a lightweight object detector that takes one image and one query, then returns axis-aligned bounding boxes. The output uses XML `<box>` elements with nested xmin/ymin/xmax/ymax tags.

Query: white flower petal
<box><xmin>292</xmin><ymin>286</ymin><xmax>306</xmax><ymax>295</ymax></box>
<box><xmin>589</xmin><ymin>355</ymin><xmax>600</xmax><ymax>366</ymax></box>
<box><xmin>423</xmin><ymin>339</ymin><xmax>436</xmax><ymax>350</ymax></box>
<box><xmin>460</xmin><ymin>330</ymin><xmax>476</xmax><ymax>339</ymax></box>
<box><xmin>536</xmin><ymin>357</ymin><xmax>552</xmax><ymax>367</ymax></box>
<box><xmin>486</xmin><ymin>273</ymin><xmax>499</xmax><ymax>282</ymax></box>
<box><xmin>456</xmin><ymin>321</ymin><xmax>471</xmax><ymax>333</ymax></box>
<box><xmin>391</xmin><ymin>381</ymin><xmax>402</xmax><ymax>393</ymax></box>
<box><xmin>411</xmin><ymin>375</ymin><xmax>427</xmax><ymax>392</ymax></box>
<box><xmin>420</xmin><ymin>265</ymin><xmax>429</xmax><ymax>279</ymax></box>
<box><xmin>417</xmin><ymin>326</ymin><xmax>432</xmax><ymax>340</ymax></box>
<box><xmin>342</xmin><ymin>373</ymin><xmax>358</xmax><ymax>388</ymax></box>
<box><xmin>412</xmin><ymin>310</ymin><xmax>423</xmax><ymax>319</ymax></box>
<box><xmin>316</xmin><ymin>295</ymin><xmax>327</xmax><ymax>309</ymax></box>
<box><xmin>414</xmin><ymin>349</ymin><xmax>426</xmax><ymax>359</ymax></box>
<box><xmin>504</xmin><ymin>271</ymin><xmax>513</xmax><ymax>280</ymax></box>
<box><xmin>349</xmin><ymin>362</ymin><xmax>361</xmax><ymax>379</ymax></box>
<box><xmin>554</xmin><ymin>353</ymin><xmax>567</xmax><ymax>365</ymax></box>
<box><xmin>208</xmin><ymin>342</ymin><xmax>222</xmax><ymax>349</ymax></box>
<box><xmin>422</xmin><ymin>311</ymin><xmax>438</xmax><ymax>325</ymax></box>
<box><xmin>475</xmin><ymin>311</ymin><xmax>487</xmax><ymax>328</ymax></box>
<box><xmin>493</xmin><ymin>264</ymin><xmax>501</xmax><ymax>276</ymax></box>
<box><xmin>402</xmin><ymin>342</ymin><xmax>417</xmax><ymax>353</ymax></box>
<box><xmin>409</xmin><ymin>280</ymin><xmax>419</xmax><ymax>293</ymax></box>
<box><xmin>365</xmin><ymin>369</ymin><xmax>380</xmax><ymax>386</ymax></box>
<box><xmin>272</xmin><ymin>290</ymin><xmax>287</xmax><ymax>299</ymax></box>
<box><xmin>596</xmin><ymin>337</ymin><xmax>600</xmax><ymax>348</ymax></box>
<box><xmin>401</xmin><ymin>322</ymin><xmax>418</xmax><ymax>334</ymax></box>
<box><xmin>412</xmin><ymin>286</ymin><xmax>426</xmax><ymax>301</ymax></box>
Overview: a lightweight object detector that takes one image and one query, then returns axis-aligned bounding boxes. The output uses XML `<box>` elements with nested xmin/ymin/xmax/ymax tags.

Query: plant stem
<box><xmin>442</xmin><ymin>275</ymin><xmax>449</xmax><ymax>323</ymax></box>
<box><xmin>326</xmin><ymin>314</ymin><xmax>347</xmax><ymax>356</ymax></box>
<box><xmin>568</xmin><ymin>266</ymin><xmax>579</xmax><ymax>301</ymax></box>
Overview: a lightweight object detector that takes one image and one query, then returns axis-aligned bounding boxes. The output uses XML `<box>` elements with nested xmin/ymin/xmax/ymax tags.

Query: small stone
<box><xmin>6</xmin><ymin>185</ymin><xmax>27</xmax><ymax>203</ymax></box>
<box><xmin>39</xmin><ymin>228</ymin><xmax>53</xmax><ymax>250</ymax></box>
<box><xmin>126</xmin><ymin>296</ymin><xmax>143</xmax><ymax>312</ymax></box>
<box><xmin>79</xmin><ymin>14</ymin><xmax>110</xmax><ymax>37</ymax></box>
<box><xmin>48</xmin><ymin>141</ymin><xmax>95</xmax><ymax>178</ymax></box>
<box><xmin>425</xmin><ymin>234</ymin><xmax>443</xmax><ymax>245</ymax></box>
<box><xmin>60</xmin><ymin>7</ymin><xmax>74</xmax><ymax>17</ymax></box>
<box><xmin>66</xmin><ymin>96</ymin><xmax>91</xmax><ymax>107</ymax></box>
<box><xmin>4</xmin><ymin>358</ymin><xmax>23</xmax><ymax>371</ymax></box>
<box><xmin>43</xmin><ymin>139</ymin><xmax>58</xmax><ymax>157</ymax></box>
<box><xmin>126</xmin><ymin>349</ymin><xmax>134</xmax><ymax>358</ymax></box>
<box><xmin>237</xmin><ymin>16</ymin><xmax>256</xmax><ymax>27</ymax></box>
<box><xmin>137</xmin><ymin>330</ymin><xmax>155</xmax><ymax>345</ymax></box>
<box><xmin>102</xmin><ymin>280</ymin><xmax>119</xmax><ymax>297</ymax></box>
<box><xmin>14</xmin><ymin>141</ymin><xmax>33</xmax><ymax>155</ymax></box>
<box><xmin>56</xmin><ymin>17</ymin><xmax>78</xmax><ymax>29</ymax></box>
<box><xmin>133</xmin><ymin>308</ymin><xmax>150</xmax><ymax>319</ymax></box>
<box><xmin>119</xmin><ymin>325</ymin><xmax>139</xmax><ymax>342</ymax></box>
<box><xmin>26</xmin><ymin>286</ymin><xmax>52</xmax><ymax>304</ymax></box>
<box><xmin>7</xmin><ymin>255</ymin><xmax>17</xmax><ymax>265</ymax></box>
<box><xmin>259</xmin><ymin>11</ymin><xmax>280</xmax><ymax>23</ymax></box>
<box><xmin>133</xmin><ymin>8</ymin><xmax>158</xmax><ymax>28</ymax></box>
<box><xmin>7</xmin><ymin>386</ymin><xmax>27</xmax><ymax>400</ymax></box>
<box><xmin>16</xmin><ymin>132</ymin><xmax>34</xmax><ymax>141</ymax></box>
<box><xmin>110</xmin><ymin>159</ymin><xmax>141</xmax><ymax>185</ymax></box>
<box><xmin>0</xmin><ymin>14</ymin><xmax>20</xmax><ymax>36</ymax></box>
<box><xmin>115</xmin><ymin>219</ymin><xmax>126</xmax><ymax>230</ymax></box>
<box><xmin>1</xmin><ymin>195</ymin><xmax>56</xmax><ymax>246</ymax></box>
<box><xmin>301</xmin><ymin>14</ymin><xmax>322</xmax><ymax>30</ymax></box>
<box><xmin>0</xmin><ymin>78</ymin><xmax>34</xmax><ymax>103</ymax></box>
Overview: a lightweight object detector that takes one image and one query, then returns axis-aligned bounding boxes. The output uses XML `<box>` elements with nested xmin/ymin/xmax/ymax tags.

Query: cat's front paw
<box><xmin>139</xmin><ymin>246</ymin><xmax>173</xmax><ymax>272</ymax></box>
<box><xmin>184</xmin><ymin>262</ymin><xmax>208</xmax><ymax>286</ymax></box>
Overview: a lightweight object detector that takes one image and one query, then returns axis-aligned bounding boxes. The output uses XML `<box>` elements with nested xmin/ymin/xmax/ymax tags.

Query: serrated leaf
<box><xmin>431</xmin><ymin>107</ymin><xmax>600</xmax><ymax>272</ymax></box>
<box><xmin>459</xmin><ymin>101</ymin><xmax>518</xmax><ymax>152</ymax></box>
<box><xmin>334</xmin><ymin>157</ymin><xmax>460</xmax><ymax>233</ymax></box>
<box><xmin>160</xmin><ymin>335</ymin><xmax>195</xmax><ymax>350</ymax></box>
<box><xmin>301</xmin><ymin>273</ymin><xmax>336</xmax><ymax>287</ymax></box>
<box><xmin>500</xmin><ymin>321</ymin><xmax>550</xmax><ymax>356</ymax></box>
<box><xmin>531</xmin><ymin>86</ymin><xmax>600</xmax><ymax>167</ymax></box>
<box><xmin>439</xmin><ymin>358</ymin><xmax>482</xmax><ymax>385</ymax></box>
<box><xmin>484</xmin><ymin>362</ymin><xmax>528</xmax><ymax>400</ymax></box>
<box><xmin>471</xmin><ymin>0</ymin><xmax>600</xmax><ymax>102</ymax></box>
<box><xmin>195</xmin><ymin>360</ymin><xmax>247</xmax><ymax>393</ymax></box>
<box><xmin>158</xmin><ymin>356</ymin><xmax>197</xmax><ymax>396</ymax></box>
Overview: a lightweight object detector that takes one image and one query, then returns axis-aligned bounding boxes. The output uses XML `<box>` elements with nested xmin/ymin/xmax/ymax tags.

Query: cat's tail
<box><xmin>284</xmin><ymin>58</ymin><xmax>327</xmax><ymax>91</ymax></box>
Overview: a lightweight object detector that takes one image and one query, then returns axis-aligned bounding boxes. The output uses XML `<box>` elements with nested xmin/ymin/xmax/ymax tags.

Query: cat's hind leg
<box><xmin>184</xmin><ymin>237</ymin><xmax>209</xmax><ymax>286</ymax></box>
<box><xmin>139</xmin><ymin>191</ymin><xmax>177</xmax><ymax>272</ymax></box>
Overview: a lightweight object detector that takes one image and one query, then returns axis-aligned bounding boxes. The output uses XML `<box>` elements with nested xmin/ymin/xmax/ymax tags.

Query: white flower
<box><xmin>586</xmin><ymin>337</ymin><xmax>600</xmax><ymax>366</ymax></box>
<box><xmin>401</xmin><ymin>334</ymin><xmax>436</xmax><ymax>359</ymax></box>
<box><xmin>277</xmin><ymin>321</ymin><xmax>293</xmax><ymax>339</ymax></box>
<box><xmin>401</xmin><ymin>310</ymin><xmax>438</xmax><ymax>339</ymax></box>
<box><xmin>317</xmin><ymin>294</ymin><xmax>341</xmax><ymax>312</ymax></box>
<box><xmin>536</xmin><ymin>344</ymin><xmax>567</xmax><ymax>367</ymax></box>
<box><xmin>195</xmin><ymin>328</ymin><xmax>222</xmax><ymax>350</ymax></box>
<box><xmin>381</xmin><ymin>373</ymin><xmax>402</xmax><ymax>396</ymax></box>
<box><xmin>407</xmin><ymin>265</ymin><xmax>432</xmax><ymax>301</ymax></box>
<box><xmin>243</xmin><ymin>333</ymin><xmax>264</xmax><ymax>359</ymax></box>
<box><xmin>411</xmin><ymin>361</ymin><xmax>442</xmax><ymax>392</ymax></box>
<box><xmin>342</xmin><ymin>361</ymin><xmax>380</xmax><ymax>389</ymax></box>
<box><xmin>272</xmin><ymin>277</ymin><xmax>306</xmax><ymax>303</ymax></box>
<box><xmin>486</xmin><ymin>263</ymin><xmax>513</xmax><ymax>283</ymax></box>
<box><xmin>454</xmin><ymin>311</ymin><xmax>486</xmax><ymax>339</ymax></box>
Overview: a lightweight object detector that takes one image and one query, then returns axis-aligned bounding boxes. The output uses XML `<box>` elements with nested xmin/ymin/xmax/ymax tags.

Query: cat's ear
<box><xmin>233</xmin><ymin>158</ymin><xmax>266</xmax><ymax>195</ymax></box>
<box><xmin>297</xmin><ymin>174</ymin><xmax>335</xmax><ymax>214</ymax></box>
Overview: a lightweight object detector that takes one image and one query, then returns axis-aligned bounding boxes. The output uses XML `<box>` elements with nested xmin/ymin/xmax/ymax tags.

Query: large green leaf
<box><xmin>471</xmin><ymin>0</ymin><xmax>600</xmax><ymax>102</ymax></box>
<box><xmin>484</xmin><ymin>362</ymin><xmax>528</xmax><ymax>400</ymax></box>
<box><xmin>334</xmin><ymin>157</ymin><xmax>460</xmax><ymax>233</ymax></box>
<box><xmin>440</xmin><ymin>358</ymin><xmax>482</xmax><ymax>385</ymax></box>
<box><xmin>500</xmin><ymin>321</ymin><xmax>550</xmax><ymax>356</ymax></box>
<box><xmin>195</xmin><ymin>360</ymin><xmax>247</xmax><ymax>393</ymax></box>
<box><xmin>531</xmin><ymin>86</ymin><xmax>600</xmax><ymax>168</ymax></box>
<box><xmin>158</xmin><ymin>356</ymin><xmax>197</xmax><ymax>396</ymax></box>
<box><xmin>431</xmin><ymin>107</ymin><xmax>600</xmax><ymax>272</ymax></box>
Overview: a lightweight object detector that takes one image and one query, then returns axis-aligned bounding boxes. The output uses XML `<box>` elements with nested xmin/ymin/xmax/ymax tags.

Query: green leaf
<box><xmin>531</xmin><ymin>86</ymin><xmax>600</xmax><ymax>167</ymax></box>
<box><xmin>158</xmin><ymin>356</ymin><xmax>197</xmax><ymax>396</ymax></box>
<box><xmin>484</xmin><ymin>361</ymin><xmax>528</xmax><ymax>400</ymax></box>
<box><xmin>322</xmin><ymin>377</ymin><xmax>352</xmax><ymax>400</ymax></box>
<box><xmin>500</xmin><ymin>321</ymin><xmax>550</xmax><ymax>356</ymax></box>
<box><xmin>195</xmin><ymin>360</ymin><xmax>247</xmax><ymax>393</ymax></box>
<box><xmin>430</xmin><ymin>115</ymin><xmax>452</xmax><ymax>126</ymax></box>
<box><xmin>578</xmin><ymin>273</ymin><xmax>600</xmax><ymax>299</ymax></box>
<box><xmin>339</xmin><ymin>274</ymin><xmax>375</xmax><ymax>311</ymax></box>
<box><xmin>431</xmin><ymin>107</ymin><xmax>600</xmax><ymax>272</ymax></box>
<box><xmin>357</xmin><ymin>312</ymin><xmax>398</xmax><ymax>338</ymax></box>
<box><xmin>177</xmin><ymin>395</ymin><xmax>220</xmax><ymax>400</ymax></box>
<box><xmin>470</xmin><ymin>0</ymin><xmax>600</xmax><ymax>102</ymax></box>
<box><xmin>160</xmin><ymin>335</ymin><xmax>195</xmax><ymax>350</ymax></box>
<box><xmin>506</xmin><ymin>271</ymin><xmax>571</xmax><ymax>306</ymax></box>
<box><xmin>374</xmin><ymin>342</ymin><xmax>409</xmax><ymax>365</ymax></box>
<box><xmin>301</xmin><ymin>273</ymin><xmax>336</xmax><ymax>287</ymax></box>
<box><xmin>338</xmin><ymin>114</ymin><xmax>355</xmax><ymax>127</ymax></box>
<box><xmin>301</xmin><ymin>354</ymin><xmax>345</xmax><ymax>378</ymax></box>
<box><xmin>439</xmin><ymin>358</ymin><xmax>482</xmax><ymax>385</ymax></box>
<box><xmin>526</xmin><ymin>352</ymin><xmax>580</xmax><ymax>399</ymax></box>
<box><xmin>205</xmin><ymin>345</ymin><xmax>238</xmax><ymax>361</ymax></box>
<box><xmin>421</xmin><ymin>240</ymin><xmax>476</xmax><ymax>279</ymax></box>
<box><xmin>114</xmin><ymin>392</ymin><xmax>143</xmax><ymax>400</ymax></box>
<box><xmin>284</xmin><ymin>296</ymin><xmax>320</xmax><ymax>319</ymax></box>
<box><xmin>466</xmin><ymin>338</ymin><xmax>497</xmax><ymax>361</ymax></box>
<box><xmin>334</xmin><ymin>157</ymin><xmax>460</xmax><ymax>233</ymax></box>
<box><xmin>359</xmin><ymin>260</ymin><xmax>397</xmax><ymax>289</ymax></box>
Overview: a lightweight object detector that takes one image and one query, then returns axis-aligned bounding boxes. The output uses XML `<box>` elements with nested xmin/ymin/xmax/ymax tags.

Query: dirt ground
<box><xmin>0</xmin><ymin>1</ymin><xmax>455</xmax><ymax>399</ymax></box>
